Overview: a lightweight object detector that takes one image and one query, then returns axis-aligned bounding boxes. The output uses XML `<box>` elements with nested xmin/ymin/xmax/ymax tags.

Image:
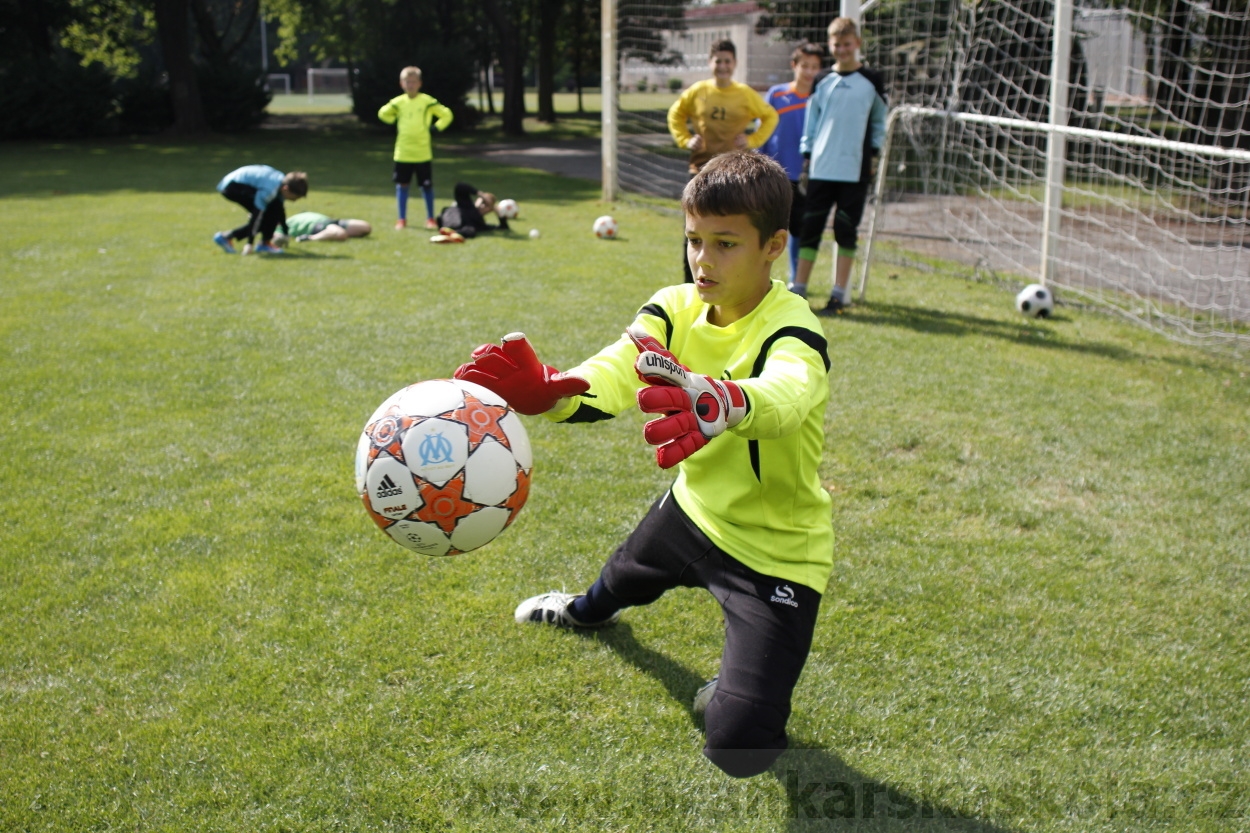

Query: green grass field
<box><xmin>2</xmin><ymin>124</ymin><xmax>1248</xmax><ymax>832</ymax></box>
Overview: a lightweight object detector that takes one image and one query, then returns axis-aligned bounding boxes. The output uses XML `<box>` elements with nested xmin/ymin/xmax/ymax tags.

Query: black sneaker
<box><xmin>816</xmin><ymin>296</ymin><xmax>846</xmax><ymax>316</ymax></box>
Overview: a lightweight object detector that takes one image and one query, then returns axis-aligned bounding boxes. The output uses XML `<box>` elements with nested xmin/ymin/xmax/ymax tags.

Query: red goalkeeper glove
<box><xmin>626</xmin><ymin>324</ymin><xmax>749</xmax><ymax>469</ymax></box>
<box><xmin>453</xmin><ymin>332</ymin><xmax>589</xmax><ymax>415</ymax></box>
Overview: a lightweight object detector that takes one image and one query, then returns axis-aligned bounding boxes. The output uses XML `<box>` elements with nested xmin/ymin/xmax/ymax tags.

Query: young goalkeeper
<box><xmin>454</xmin><ymin>152</ymin><xmax>832</xmax><ymax>779</ymax></box>
<box><xmin>378</xmin><ymin>66</ymin><xmax>454</xmax><ymax>230</ymax></box>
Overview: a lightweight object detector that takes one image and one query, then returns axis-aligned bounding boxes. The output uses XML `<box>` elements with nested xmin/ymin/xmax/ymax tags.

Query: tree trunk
<box><xmin>536</xmin><ymin>0</ymin><xmax>562</xmax><ymax>122</ymax></box>
<box><xmin>153</xmin><ymin>0</ymin><xmax>209</xmax><ymax>134</ymax></box>
<box><xmin>482</xmin><ymin>0</ymin><xmax>526</xmax><ymax>135</ymax></box>
<box><xmin>573</xmin><ymin>0</ymin><xmax>585</xmax><ymax>114</ymax></box>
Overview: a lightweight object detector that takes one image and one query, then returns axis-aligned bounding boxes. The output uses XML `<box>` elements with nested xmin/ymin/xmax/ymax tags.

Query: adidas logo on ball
<box><xmin>375</xmin><ymin>474</ymin><xmax>404</xmax><ymax>498</ymax></box>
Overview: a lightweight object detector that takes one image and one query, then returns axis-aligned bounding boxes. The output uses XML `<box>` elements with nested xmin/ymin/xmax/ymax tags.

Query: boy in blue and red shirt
<box><xmin>761</xmin><ymin>43</ymin><xmax>826</xmax><ymax>286</ymax></box>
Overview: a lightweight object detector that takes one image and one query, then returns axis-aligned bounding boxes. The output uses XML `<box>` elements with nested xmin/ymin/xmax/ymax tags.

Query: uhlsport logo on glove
<box><xmin>695</xmin><ymin>392</ymin><xmax>722</xmax><ymax>421</ymax></box>
<box><xmin>640</xmin><ymin>352</ymin><xmax>687</xmax><ymax>377</ymax></box>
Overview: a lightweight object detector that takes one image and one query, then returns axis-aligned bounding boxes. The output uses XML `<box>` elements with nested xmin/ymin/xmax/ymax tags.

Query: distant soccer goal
<box><xmin>603</xmin><ymin>0</ymin><xmax>1250</xmax><ymax>355</ymax></box>
<box><xmin>265</xmin><ymin>73</ymin><xmax>291</xmax><ymax>95</ymax></box>
<box><xmin>855</xmin><ymin>0</ymin><xmax>1250</xmax><ymax>354</ymax></box>
<box><xmin>307</xmin><ymin>68</ymin><xmax>352</xmax><ymax>101</ymax></box>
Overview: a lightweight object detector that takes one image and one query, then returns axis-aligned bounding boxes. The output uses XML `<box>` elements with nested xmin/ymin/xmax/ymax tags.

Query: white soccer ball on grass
<box><xmin>496</xmin><ymin>199</ymin><xmax>519</xmax><ymax>219</ymax></box>
<box><xmin>1016</xmin><ymin>284</ymin><xmax>1055</xmax><ymax>318</ymax></box>
<box><xmin>593</xmin><ymin>215</ymin><xmax>618</xmax><ymax>239</ymax></box>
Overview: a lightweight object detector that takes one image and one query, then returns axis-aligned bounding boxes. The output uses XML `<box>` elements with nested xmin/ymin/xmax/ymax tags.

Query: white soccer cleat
<box><xmin>514</xmin><ymin>591</ymin><xmax>620</xmax><ymax>629</ymax></box>
<box><xmin>693</xmin><ymin>676</ymin><xmax>718</xmax><ymax>715</ymax></box>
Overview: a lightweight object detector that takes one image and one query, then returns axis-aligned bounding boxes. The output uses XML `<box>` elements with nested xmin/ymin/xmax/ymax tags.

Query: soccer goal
<box><xmin>603</xmin><ymin>0</ymin><xmax>1250</xmax><ymax>355</ymax></box>
<box><xmin>265</xmin><ymin>73</ymin><xmax>291</xmax><ymax>95</ymax></box>
<box><xmin>307</xmin><ymin>68</ymin><xmax>352</xmax><ymax>101</ymax></box>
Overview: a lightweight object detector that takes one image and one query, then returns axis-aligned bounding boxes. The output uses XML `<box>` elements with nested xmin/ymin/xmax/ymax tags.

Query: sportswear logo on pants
<box><xmin>771</xmin><ymin>585</ymin><xmax>799</xmax><ymax>608</ymax></box>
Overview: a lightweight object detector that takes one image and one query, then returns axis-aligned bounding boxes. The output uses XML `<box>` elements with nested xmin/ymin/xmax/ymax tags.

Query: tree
<box><xmin>536</xmin><ymin>0</ymin><xmax>562</xmax><ymax>122</ymax></box>
<box><xmin>152</xmin><ymin>0</ymin><xmax>209</xmax><ymax>133</ymax></box>
<box><xmin>481</xmin><ymin>0</ymin><xmax>527</xmax><ymax>135</ymax></box>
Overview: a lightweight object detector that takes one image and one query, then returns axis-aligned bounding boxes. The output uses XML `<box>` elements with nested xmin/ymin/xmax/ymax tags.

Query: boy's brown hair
<box><xmin>790</xmin><ymin>42</ymin><xmax>827</xmax><ymax>64</ymax></box>
<box><xmin>400</xmin><ymin>66</ymin><xmax>422</xmax><ymax>80</ymax></box>
<box><xmin>681</xmin><ymin>152</ymin><xmax>790</xmax><ymax>245</ymax></box>
<box><xmin>710</xmin><ymin>39</ymin><xmax>736</xmax><ymax>58</ymax></box>
<box><xmin>827</xmin><ymin>17</ymin><xmax>859</xmax><ymax>39</ymax></box>
<box><xmin>283</xmin><ymin>171</ymin><xmax>309</xmax><ymax>198</ymax></box>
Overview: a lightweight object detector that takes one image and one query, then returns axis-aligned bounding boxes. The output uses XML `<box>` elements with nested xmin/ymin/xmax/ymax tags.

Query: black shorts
<box><xmin>392</xmin><ymin>161</ymin><xmax>433</xmax><ymax>187</ymax></box>
<box><xmin>600</xmin><ymin>490</ymin><xmax>822</xmax><ymax>776</ymax></box>
<box><xmin>798</xmin><ymin>179</ymin><xmax>869</xmax><ymax>252</ymax></box>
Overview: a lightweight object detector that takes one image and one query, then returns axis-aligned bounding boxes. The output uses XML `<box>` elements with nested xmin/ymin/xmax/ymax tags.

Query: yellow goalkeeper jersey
<box><xmin>548</xmin><ymin>281</ymin><xmax>834</xmax><ymax>594</ymax></box>
<box><xmin>378</xmin><ymin>93</ymin><xmax>454</xmax><ymax>163</ymax></box>
<box><xmin>667</xmin><ymin>80</ymin><xmax>779</xmax><ymax>173</ymax></box>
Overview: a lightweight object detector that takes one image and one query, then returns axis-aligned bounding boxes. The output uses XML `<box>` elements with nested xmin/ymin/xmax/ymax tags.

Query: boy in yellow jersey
<box><xmin>454</xmin><ymin>153</ymin><xmax>832</xmax><ymax>779</ymax></box>
<box><xmin>666</xmin><ymin>40</ymin><xmax>778</xmax><ymax>282</ymax></box>
<box><xmin>378</xmin><ymin>66</ymin><xmax>454</xmax><ymax>230</ymax></box>
<box><xmin>667</xmin><ymin>40</ymin><xmax>779</xmax><ymax>175</ymax></box>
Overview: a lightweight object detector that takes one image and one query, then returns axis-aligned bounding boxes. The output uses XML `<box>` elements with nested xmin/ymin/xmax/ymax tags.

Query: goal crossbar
<box><xmin>861</xmin><ymin>105</ymin><xmax>1250</xmax><ymax>301</ymax></box>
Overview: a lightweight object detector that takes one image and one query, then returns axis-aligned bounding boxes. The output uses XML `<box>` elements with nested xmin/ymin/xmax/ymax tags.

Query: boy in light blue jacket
<box><xmin>212</xmin><ymin>165</ymin><xmax>308</xmax><ymax>254</ymax></box>
<box><xmin>791</xmin><ymin>17</ymin><xmax>887</xmax><ymax>314</ymax></box>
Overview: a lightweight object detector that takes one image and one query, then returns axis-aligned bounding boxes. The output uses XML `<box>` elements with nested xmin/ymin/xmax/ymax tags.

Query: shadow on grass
<box><xmin>253</xmin><ymin>250</ymin><xmax>353</xmax><ymax>260</ymax></box>
<box><xmin>848</xmin><ymin>301</ymin><xmax>1147</xmax><ymax>364</ymax></box>
<box><xmin>0</xmin><ymin>128</ymin><xmax>603</xmax><ymax>205</ymax></box>
<box><xmin>585</xmin><ymin>624</ymin><xmax>1015</xmax><ymax>832</ymax></box>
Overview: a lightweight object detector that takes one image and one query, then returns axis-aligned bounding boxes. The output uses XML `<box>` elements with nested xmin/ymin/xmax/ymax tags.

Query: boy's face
<box><xmin>280</xmin><ymin>185</ymin><xmax>302</xmax><ymax>201</ymax></box>
<box><xmin>709</xmin><ymin>51</ymin><xmax>736</xmax><ymax>85</ymax></box>
<box><xmin>792</xmin><ymin>54</ymin><xmax>822</xmax><ymax>88</ymax></box>
<box><xmin>684</xmin><ymin>211</ymin><xmax>786</xmax><ymax>326</ymax></box>
<box><xmin>400</xmin><ymin>73</ymin><xmax>422</xmax><ymax>96</ymax></box>
<box><xmin>829</xmin><ymin>34</ymin><xmax>860</xmax><ymax>66</ymax></box>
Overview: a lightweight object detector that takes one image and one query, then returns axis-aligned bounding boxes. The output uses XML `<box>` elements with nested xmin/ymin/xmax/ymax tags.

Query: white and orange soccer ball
<box><xmin>496</xmin><ymin>198</ymin><xmax>519</xmax><ymax>219</ymax></box>
<box><xmin>355</xmin><ymin>379</ymin><xmax>532</xmax><ymax>556</ymax></box>
<box><xmin>593</xmin><ymin>215</ymin><xmax>618</xmax><ymax>239</ymax></box>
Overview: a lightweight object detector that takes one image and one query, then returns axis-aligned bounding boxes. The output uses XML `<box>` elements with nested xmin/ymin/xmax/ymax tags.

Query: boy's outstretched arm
<box><xmin>454</xmin><ymin>333</ymin><xmax>589</xmax><ymax>415</ymax></box>
<box><xmin>627</xmin><ymin>324</ymin><xmax>749</xmax><ymax>469</ymax></box>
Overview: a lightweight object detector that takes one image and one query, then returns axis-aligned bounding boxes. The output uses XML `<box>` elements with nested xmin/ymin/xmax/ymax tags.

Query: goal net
<box><xmin>307</xmin><ymin>68</ymin><xmax>352</xmax><ymax>99</ymax></box>
<box><xmin>265</xmin><ymin>73</ymin><xmax>292</xmax><ymax>95</ymax></box>
<box><xmin>607</xmin><ymin>0</ymin><xmax>1250</xmax><ymax>355</ymax></box>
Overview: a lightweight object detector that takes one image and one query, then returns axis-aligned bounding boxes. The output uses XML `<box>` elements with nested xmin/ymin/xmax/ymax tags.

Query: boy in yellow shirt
<box><xmin>378</xmin><ymin>66</ymin><xmax>454</xmax><ymax>230</ymax></box>
<box><xmin>667</xmin><ymin>40</ymin><xmax>778</xmax><ymax>281</ymax></box>
<box><xmin>455</xmin><ymin>153</ymin><xmax>831</xmax><ymax>778</ymax></box>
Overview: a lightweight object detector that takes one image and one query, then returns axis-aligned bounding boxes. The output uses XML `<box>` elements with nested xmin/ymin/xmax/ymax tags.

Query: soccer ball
<box><xmin>1015</xmin><ymin>283</ymin><xmax>1055</xmax><ymax>318</ymax></box>
<box><xmin>496</xmin><ymin>198</ymin><xmax>519</xmax><ymax>219</ymax></box>
<box><xmin>355</xmin><ymin>378</ymin><xmax>533</xmax><ymax>556</ymax></box>
<box><xmin>593</xmin><ymin>215</ymin><xmax>618</xmax><ymax>239</ymax></box>
<box><xmin>528</xmin><ymin>228</ymin><xmax>540</xmax><ymax>239</ymax></box>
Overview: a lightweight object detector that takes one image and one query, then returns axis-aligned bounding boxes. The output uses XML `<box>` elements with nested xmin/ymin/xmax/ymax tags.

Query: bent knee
<box><xmin>832</xmin><ymin>210</ymin><xmax>860</xmax><ymax>250</ymax></box>
<box><xmin>702</xmin><ymin>689</ymin><xmax>789</xmax><ymax>778</ymax></box>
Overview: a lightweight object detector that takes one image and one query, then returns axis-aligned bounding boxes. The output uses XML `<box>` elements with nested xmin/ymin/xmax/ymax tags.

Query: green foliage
<box><xmin>0</xmin><ymin>54</ymin><xmax>118</xmax><ymax>139</ymax></box>
<box><xmin>1</xmin><ymin>129</ymin><xmax>1248</xmax><ymax>831</ymax></box>
<box><xmin>198</xmin><ymin>62</ymin><xmax>273</xmax><ymax>132</ymax></box>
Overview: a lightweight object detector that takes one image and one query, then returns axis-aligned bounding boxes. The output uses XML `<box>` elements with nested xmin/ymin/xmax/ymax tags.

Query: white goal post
<box><xmin>860</xmin><ymin>106</ymin><xmax>1250</xmax><ymax>351</ymax></box>
<box><xmin>265</xmin><ymin>73</ymin><xmax>291</xmax><ymax>95</ymax></box>
<box><xmin>307</xmin><ymin>68</ymin><xmax>351</xmax><ymax>101</ymax></box>
<box><xmin>604</xmin><ymin>0</ymin><xmax>1250</xmax><ymax>355</ymax></box>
